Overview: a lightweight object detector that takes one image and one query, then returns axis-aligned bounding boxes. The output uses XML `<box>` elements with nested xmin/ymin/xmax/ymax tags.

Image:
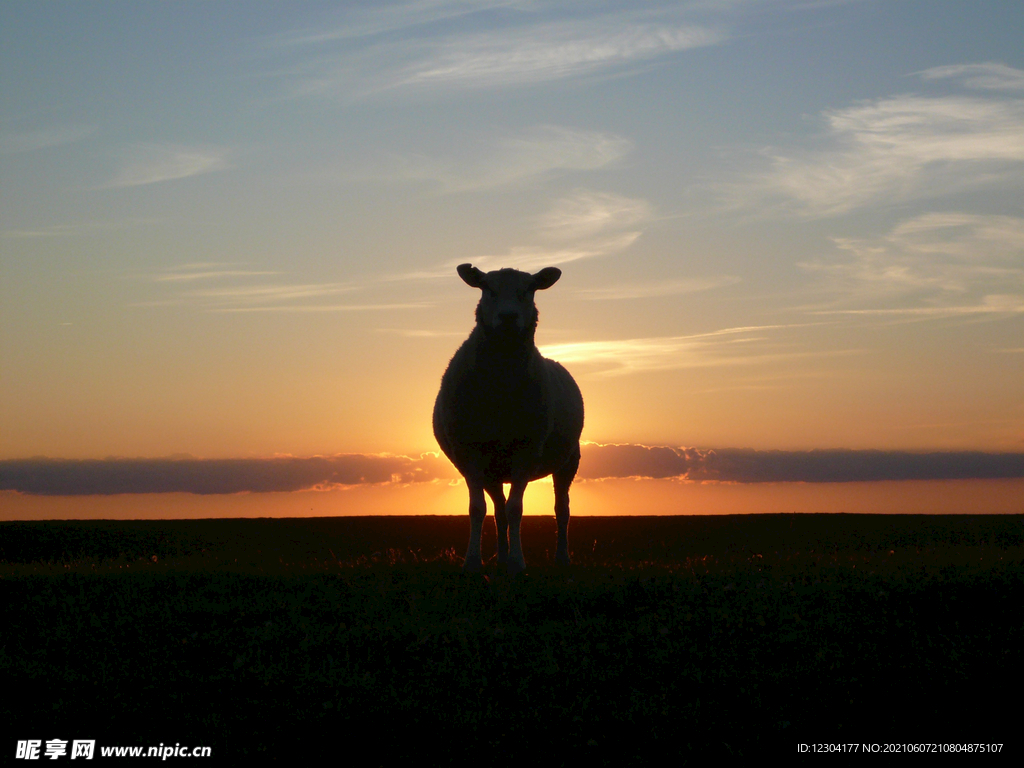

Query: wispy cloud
<box><xmin>388</xmin><ymin>188</ymin><xmax>648</xmax><ymax>282</ymax></box>
<box><xmin>398</xmin><ymin>19</ymin><xmax>722</xmax><ymax>90</ymax></box>
<box><xmin>728</xmin><ymin>69</ymin><xmax>1024</xmax><ymax>216</ymax></box>
<box><xmin>2</xmin><ymin>218</ymin><xmax>158</xmax><ymax>239</ymax></box>
<box><xmin>677</xmin><ymin>0</ymin><xmax>867</xmax><ymax>14</ymax></box>
<box><xmin>100</xmin><ymin>143</ymin><xmax>230</xmax><ymax>189</ymax></box>
<box><xmin>185</xmin><ymin>283</ymin><xmax>358</xmax><ymax>303</ymax></box>
<box><xmin>468</xmin><ymin>237</ymin><xmax>641</xmax><ymax>272</ymax></box>
<box><xmin>0</xmin><ymin>124</ymin><xmax>96</xmax><ymax>153</ymax></box>
<box><xmin>470</xmin><ymin>189</ymin><xmax>649</xmax><ymax>270</ymax></box>
<box><xmin>2</xmin><ymin>224</ymin><xmax>87</xmax><ymax>239</ymax></box>
<box><xmin>376</xmin><ymin>328</ymin><xmax>466</xmax><ymax>338</ymax></box>
<box><xmin>573</xmin><ymin>275</ymin><xmax>740</xmax><ymax>300</ymax></box>
<box><xmin>916</xmin><ymin>63</ymin><xmax>1024</xmax><ymax>92</ymax></box>
<box><xmin>153</xmin><ymin>263</ymin><xmax>280</xmax><ymax>282</ymax></box>
<box><xmin>374</xmin><ymin>125</ymin><xmax>632</xmax><ymax>192</ymax></box>
<box><xmin>538</xmin><ymin>189</ymin><xmax>651</xmax><ymax>239</ymax></box>
<box><xmin>387</xmin><ymin>240</ymin><xmax>637</xmax><ymax>284</ymax></box>
<box><xmin>810</xmin><ymin>296</ymin><xmax>1024</xmax><ymax>317</ymax></box>
<box><xmin>272</xmin><ymin>4</ymin><xmax>723</xmax><ymax>98</ymax></box>
<box><xmin>539</xmin><ymin>324</ymin><xmax>822</xmax><ymax>376</ymax></box>
<box><xmin>135</xmin><ymin>263</ymin><xmax>429</xmax><ymax>314</ymax></box>
<box><xmin>209</xmin><ymin>302</ymin><xmax>432</xmax><ymax>314</ymax></box>
<box><xmin>801</xmin><ymin>213</ymin><xmax>1024</xmax><ymax>312</ymax></box>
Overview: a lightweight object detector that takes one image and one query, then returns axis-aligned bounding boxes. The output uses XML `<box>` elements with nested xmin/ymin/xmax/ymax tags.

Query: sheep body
<box><xmin>433</xmin><ymin>264</ymin><xmax>584</xmax><ymax>573</ymax></box>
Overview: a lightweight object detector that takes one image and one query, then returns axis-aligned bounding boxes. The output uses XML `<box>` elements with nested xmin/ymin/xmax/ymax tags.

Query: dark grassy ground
<box><xmin>2</xmin><ymin>514</ymin><xmax>1022</xmax><ymax>762</ymax></box>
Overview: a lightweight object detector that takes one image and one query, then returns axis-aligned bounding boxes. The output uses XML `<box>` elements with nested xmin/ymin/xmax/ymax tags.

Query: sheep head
<box><xmin>457</xmin><ymin>263</ymin><xmax>561</xmax><ymax>345</ymax></box>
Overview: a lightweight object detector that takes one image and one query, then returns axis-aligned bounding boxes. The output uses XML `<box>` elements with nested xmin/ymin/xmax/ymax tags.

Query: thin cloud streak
<box><xmin>916</xmin><ymin>63</ymin><xmax>1024</xmax><ymax>91</ymax></box>
<box><xmin>386</xmin><ymin>242</ymin><xmax>630</xmax><ymax>283</ymax></box>
<box><xmin>100</xmin><ymin>144</ymin><xmax>230</xmax><ymax>189</ymax></box>
<box><xmin>540</xmin><ymin>324</ymin><xmax>823</xmax><ymax>376</ymax></box>
<box><xmin>2</xmin><ymin>218</ymin><xmax>159</xmax><ymax>239</ymax></box>
<box><xmin>135</xmin><ymin>264</ymin><xmax>391</xmax><ymax>313</ymax></box>
<box><xmin>155</xmin><ymin>269</ymin><xmax>280</xmax><ymax>282</ymax></box>
<box><xmin>185</xmin><ymin>283</ymin><xmax>360</xmax><ymax>303</ymax></box>
<box><xmin>574</xmin><ymin>275</ymin><xmax>740</xmax><ymax>300</ymax></box>
<box><xmin>0</xmin><ymin>124</ymin><xmax>96</xmax><ymax>153</ymax></box>
<box><xmin>810</xmin><ymin>298</ymin><xmax>1024</xmax><ymax>317</ymax></box>
<box><xmin>376</xmin><ymin>328</ymin><xmax>466</xmax><ymax>338</ymax></box>
<box><xmin>373</xmin><ymin>125</ymin><xmax>632</xmax><ymax>192</ymax></box>
<box><xmin>208</xmin><ymin>303</ymin><xmax>432</xmax><ymax>313</ymax></box>
<box><xmin>474</xmin><ymin>233</ymin><xmax>641</xmax><ymax>271</ymax></box>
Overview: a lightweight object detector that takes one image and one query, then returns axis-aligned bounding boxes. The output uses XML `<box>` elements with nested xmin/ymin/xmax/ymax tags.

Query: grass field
<box><xmin>2</xmin><ymin>514</ymin><xmax>1022</xmax><ymax>762</ymax></box>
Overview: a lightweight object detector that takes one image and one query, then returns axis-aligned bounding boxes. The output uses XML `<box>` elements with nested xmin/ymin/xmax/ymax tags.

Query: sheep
<box><xmin>433</xmin><ymin>263</ymin><xmax>584</xmax><ymax>575</ymax></box>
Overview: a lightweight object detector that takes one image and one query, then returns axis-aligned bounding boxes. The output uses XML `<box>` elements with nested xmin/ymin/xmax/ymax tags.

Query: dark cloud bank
<box><xmin>0</xmin><ymin>454</ymin><xmax>456</xmax><ymax>496</ymax></box>
<box><xmin>2</xmin><ymin>446</ymin><xmax>1023</xmax><ymax>495</ymax></box>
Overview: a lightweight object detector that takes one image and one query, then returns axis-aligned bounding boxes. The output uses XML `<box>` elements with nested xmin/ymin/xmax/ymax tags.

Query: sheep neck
<box><xmin>470</xmin><ymin>325</ymin><xmax>536</xmax><ymax>374</ymax></box>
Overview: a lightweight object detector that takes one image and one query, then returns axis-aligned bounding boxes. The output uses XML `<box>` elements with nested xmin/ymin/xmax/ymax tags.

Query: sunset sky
<box><xmin>2</xmin><ymin>1</ymin><xmax>1022</xmax><ymax>518</ymax></box>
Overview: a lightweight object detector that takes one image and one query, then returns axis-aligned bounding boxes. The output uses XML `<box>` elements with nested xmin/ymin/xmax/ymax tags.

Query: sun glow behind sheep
<box><xmin>4</xmin><ymin>478</ymin><xmax>1023</xmax><ymax>521</ymax></box>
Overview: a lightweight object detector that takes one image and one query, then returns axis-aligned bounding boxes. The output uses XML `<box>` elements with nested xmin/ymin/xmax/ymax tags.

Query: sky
<box><xmin>2</xmin><ymin>0</ymin><xmax>1022</xmax><ymax>517</ymax></box>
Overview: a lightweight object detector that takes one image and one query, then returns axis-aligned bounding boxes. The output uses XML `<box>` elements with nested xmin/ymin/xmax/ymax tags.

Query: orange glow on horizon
<box><xmin>3</xmin><ymin>478</ymin><xmax>1021</xmax><ymax>521</ymax></box>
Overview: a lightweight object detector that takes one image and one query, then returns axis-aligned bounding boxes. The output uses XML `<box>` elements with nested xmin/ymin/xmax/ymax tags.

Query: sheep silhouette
<box><xmin>434</xmin><ymin>263</ymin><xmax>585</xmax><ymax>574</ymax></box>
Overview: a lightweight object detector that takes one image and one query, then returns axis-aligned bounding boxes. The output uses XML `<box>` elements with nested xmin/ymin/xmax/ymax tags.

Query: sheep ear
<box><xmin>532</xmin><ymin>267</ymin><xmax>561</xmax><ymax>290</ymax></box>
<box><xmin>457</xmin><ymin>263</ymin><xmax>485</xmax><ymax>288</ymax></box>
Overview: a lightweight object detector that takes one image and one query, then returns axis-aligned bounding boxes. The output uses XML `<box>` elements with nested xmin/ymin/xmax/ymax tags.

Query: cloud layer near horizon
<box><xmin>3</xmin><ymin>446</ymin><xmax>1023</xmax><ymax>495</ymax></box>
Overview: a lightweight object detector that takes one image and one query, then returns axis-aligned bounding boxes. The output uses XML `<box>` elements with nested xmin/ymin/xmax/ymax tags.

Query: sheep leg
<box><xmin>463</xmin><ymin>481</ymin><xmax>487</xmax><ymax>573</ymax></box>
<box><xmin>553</xmin><ymin>474</ymin><xmax>572</xmax><ymax>566</ymax></box>
<box><xmin>486</xmin><ymin>483</ymin><xmax>508</xmax><ymax>565</ymax></box>
<box><xmin>505</xmin><ymin>479</ymin><xmax>529</xmax><ymax>575</ymax></box>
<box><xmin>553</xmin><ymin>447</ymin><xmax>579</xmax><ymax>565</ymax></box>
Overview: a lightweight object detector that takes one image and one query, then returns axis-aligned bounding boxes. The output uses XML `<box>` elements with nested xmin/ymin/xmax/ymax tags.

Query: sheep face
<box><xmin>458</xmin><ymin>263</ymin><xmax>561</xmax><ymax>344</ymax></box>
